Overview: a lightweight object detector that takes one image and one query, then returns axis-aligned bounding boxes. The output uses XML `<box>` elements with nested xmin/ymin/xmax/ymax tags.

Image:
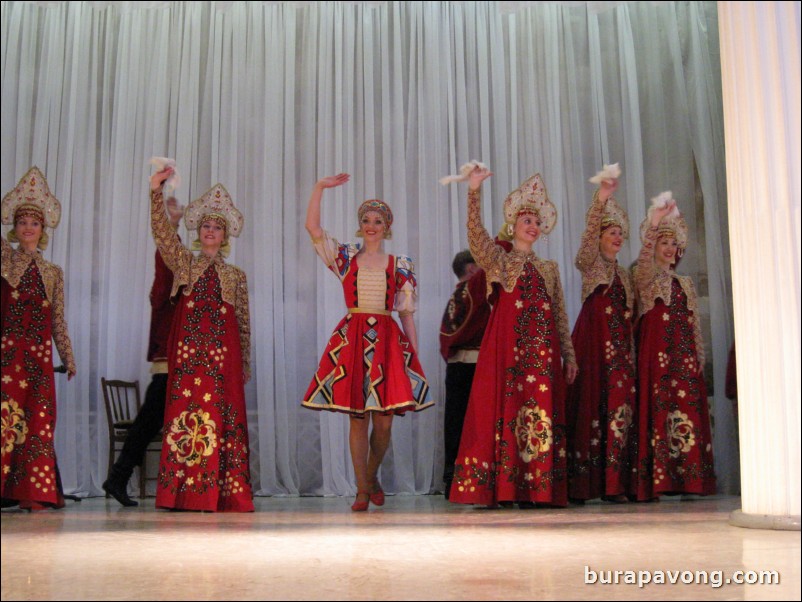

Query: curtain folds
<box><xmin>0</xmin><ymin>0</ymin><xmax>736</xmax><ymax>496</ymax></box>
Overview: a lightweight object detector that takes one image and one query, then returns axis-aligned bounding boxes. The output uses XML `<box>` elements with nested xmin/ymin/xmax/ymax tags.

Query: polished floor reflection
<box><xmin>1</xmin><ymin>495</ymin><xmax>799</xmax><ymax>600</ymax></box>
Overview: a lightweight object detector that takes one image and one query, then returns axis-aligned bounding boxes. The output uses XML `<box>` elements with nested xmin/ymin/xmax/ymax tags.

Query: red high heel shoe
<box><xmin>351</xmin><ymin>491</ymin><xmax>371</xmax><ymax>512</ymax></box>
<box><xmin>369</xmin><ymin>483</ymin><xmax>385</xmax><ymax>507</ymax></box>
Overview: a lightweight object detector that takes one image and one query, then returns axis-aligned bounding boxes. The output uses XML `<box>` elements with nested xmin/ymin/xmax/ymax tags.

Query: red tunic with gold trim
<box><xmin>150</xmin><ymin>190</ymin><xmax>254</xmax><ymax>512</ymax></box>
<box><xmin>633</xmin><ymin>227</ymin><xmax>716</xmax><ymax>499</ymax></box>
<box><xmin>302</xmin><ymin>232</ymin><xmax>433</xmax><ymax>415</ymax></box>
<box><xmin>450</xmin><ymin>190</ymin><xmax>576</xmax><ymax>506</ymax></box>
<box><xmin>1</xmin><ymin>239</ymin><xmax>76</xmax><ymax>508</ymax></box>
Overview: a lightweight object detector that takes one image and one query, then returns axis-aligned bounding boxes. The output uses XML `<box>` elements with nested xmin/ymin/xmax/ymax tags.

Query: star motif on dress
<box><xmin>11</xmin><ymin>291</ymin><xmax>19</xmax><ymax>300</ymax></box>
<box><xmin>515</xmin><ymin>300</ymin><xmax>524</xmax><ymax>309</ymax></box>
<box><xmin>176</xmin><ymin>470</ymin><xmax>184</xmax><ymax>478</ymax></box>
<box><xmin>42</xmin><ymin>300</ymin><xmax>50</xmax><ymax>307</ymax></box>
<box><xmin>605</xmin><ymin>306</ymin><xmax>613</xmax><ymax>315</ymax></box>
<box><xmin>543</xmin><ymin>303</ymin><xmax>550</xmax><ymax>311</ymax></box>
<box><xmin>592</xmin><ymin>420</ymin><xmax>599</xmax><ymax>428</ymax></box>
<box><xmin>624</xmin><ymin>310</ymin><xmax>631</xmax><ymax>319</ymax></box>
<box><xmin>591</xmin><ymin>438</ymin><xmax>599</xmax><ymax>446</ymax></box>
<box><xmin>19</xmin><ymin>380</ymin><xmax>28</xmax><ymax>389</ymax></box>
<box><xmin>186</xmin><ymin>477</ymin><xmax>195</xmax><ymax>486</ymax></box>
<box><xmin>663</xmin><ymin>313</ymin><xmax>670</xmax><ymax>321</ymax></box>
<box><xmin>183</xmin><ymin>389</ymin><xmax>191</xmax><ymax>397</ymax></box>
<box><xmin>1</xmin><ymin>375</ymin><xmax>11</xmax><ymax>384</ymax></box>
<box><xmin>671</xmin><ymin>379</ymin><xmax>678</xmax><ymax>387</ymax></box>
<box><xmin>539</xmin><ymin>384</ymin><xmax>548</xmax><ymax>392</ymax></box>
<box><xmin>559</xmin><ymin>449</ymin><xmax>566</xmax><ymax>458</ymax></box>
<box><xmin>617</xmin><ymin>380</ymin><xmax>623</xmax><ymax>388</ymax></box>
<box><xmin>187</xmin><ymin>300</ymin><xmax>195</xmax><ymax>308</ymax></box>
<box><xmin>15</xmin><ymin>364</ymin><xmax>22</xmax><ymax>372</ymax></box>
<box><xmin>220</xmin><ymin>306</ymin><xmax>227</xmax><ymax>314</ymax></box>
<box><xmin>203</xmin><ymin>393</ymin><xmax>211</xmax><ymax>402</ymax></box>
<box><xmin>194</xmin><ymin>377</ymin><xmax>202</xmax><ymax>385</ymax></box>
<box><xmin>517</xmin><ymin>383</ymin><xmax>524</xmax><ymax>392</ymax></box>
<box><xmin>678</xmin><ymin>390</ymin><xmax>686</xmax><ymax>398</ymax></box>
<box><xmin>526</xmin><ymin>375</ymin><xmax>536</xmax><ymax>383</ymax></box>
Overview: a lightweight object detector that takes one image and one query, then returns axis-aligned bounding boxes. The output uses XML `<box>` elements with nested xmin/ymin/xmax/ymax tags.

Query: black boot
<box><xmin>102</xmin><ymin>466</ymin><xmax>138</xmax><ymax>507</ymax></box>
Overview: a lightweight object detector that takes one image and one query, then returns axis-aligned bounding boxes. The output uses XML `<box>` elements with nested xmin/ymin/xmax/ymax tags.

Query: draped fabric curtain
<box><xmin>0</xmin><ymin>0</ymin><xmax>736</xmax><ymax>496</ymax></box>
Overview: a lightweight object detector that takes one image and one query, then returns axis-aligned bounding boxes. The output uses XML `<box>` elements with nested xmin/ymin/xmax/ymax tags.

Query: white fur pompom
<box><xmin>650</xmin><ymin>191</ymin><xmax>680</xmax><ymax>217</ymax></box>
<box><xmin>149</xmin><ymin>156</ymin><xmax>182</xmax><ymax>194</ymax></box>
<box><xmin>588</xmin><ymin>162</ymin><xmax>621</xmax><ymax>185</ymax></box>
<box><xmin>439</xmin><ymin>160</ymin><xmax>488</xmax><ymax>185</ymax></box>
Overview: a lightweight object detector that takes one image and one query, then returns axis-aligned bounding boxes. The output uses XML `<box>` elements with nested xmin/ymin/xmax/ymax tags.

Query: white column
<box><xmin>718</xmin><ymin>1</ymin><xmax>801</xmax><ymax>530</ymax></box>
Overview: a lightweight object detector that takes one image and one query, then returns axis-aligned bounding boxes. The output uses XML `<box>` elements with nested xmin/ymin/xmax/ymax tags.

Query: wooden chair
<box><xmin>101</xmin><ymin>378</ymin><xmax>161</xmax><ymax>499</ymax></box>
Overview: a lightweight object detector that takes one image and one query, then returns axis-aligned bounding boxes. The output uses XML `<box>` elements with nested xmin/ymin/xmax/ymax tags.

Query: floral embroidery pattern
<box><xmin>610</xmin><ymin>403</ymin><xmax>633</xmax><ymax>443</ymax></box>
<box><xmin>665</xmin><ymin>410</ymin><xmax>695</xmax><ymax>458</ymax></box>
<box><xmin>515</xmin><ymin>403</ymin><xmax>553</xmax><ymax>462</ymax></box>
<box><xmin>166</xmin><ymin>410</ymin><xmax>218</xmax><ymax>467</ymax></box>
<box><xmin>1</xmin><ymin>399</ymin><xmax>28</xmax><ymax>454</ymax></box>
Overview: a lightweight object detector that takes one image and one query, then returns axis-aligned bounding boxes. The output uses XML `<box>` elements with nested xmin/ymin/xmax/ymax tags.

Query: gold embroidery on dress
<box><xmin>151</xmin><ymin>190</ymin><xmax>250</xmax><ymax>376</ymax></box>
<box><xmin>1</xmin><ymin>239</ymin><xmax>76</xmax><ymax>374</ymax></box>
<box><xmin>466</xmin><ymin>188</ymin><xmax>576</xmax><ymax>366</ymax></box>
<box><xmin>575</xmin><ymin>190</ymin><xmax>634</xmax><ymax>309</ymax></box>
<box><xmin>635</xmin><ymin>226</ymin><xmax>703</xmax><ymax>366</ymax></box>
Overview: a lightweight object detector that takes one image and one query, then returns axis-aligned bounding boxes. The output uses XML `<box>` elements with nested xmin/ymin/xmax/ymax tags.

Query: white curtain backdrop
<box><xmin>0</xmin><ymin>0</ymin><xmax>736</xmax><ymax>496</ymax></box>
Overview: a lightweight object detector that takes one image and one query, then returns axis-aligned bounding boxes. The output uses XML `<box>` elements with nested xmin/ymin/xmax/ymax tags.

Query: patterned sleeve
<box><xmin>574</xmin><ymin>190</ymin><xmax>605</xmax><ymax>273</ymax></box>
<box><xmin>51</xmin><ymin>266</ymin><xmax>77</xmax><ymax>375</ymax></box>
<box><xmin>635</xmin><ymin>225</ymin><xmax>659</xmax><ymax>294</ymax></box>
<box><xmin>687</xmin><ymin>277</ymin><xmax>705</xmax><ymax>369</ymax></box>
<box><xmin>235</xmin><ymin>269</ymin><xmax>251</xmax><ymax>380</ymax></box>
<box><xmin>467</xmin><ymin>188</ymin><xmax>505</xmax><ymax>275</ymax></box>
<box><xmin>1</xmin><ymin>237</ymin><xmax>11</xmax><ymax>269</ymax></box>
<box><xmin>151</xmin><ymin>189</ymin><xmax>191</xmax><ymax>275</ymax></box>
<box><xmin>550</xmin><ymin>262</ymin><xmax>577</xmax><ymax>366</ymax></box>
<box><xmin>394</xmin><ymin>255</ymin><xmax>417</xmax><ymax>316</ymax></box>
<box><xmin>311</xmin><ymin>229</ymin><xmax>354</xmax><ymax>282</ymax></box>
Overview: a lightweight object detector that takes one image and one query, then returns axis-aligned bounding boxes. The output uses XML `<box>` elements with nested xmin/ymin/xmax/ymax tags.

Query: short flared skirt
<box><xmin>302</xmin><ymin>312</ymin><xmax>434</xmax><ymax>416</ymax></box>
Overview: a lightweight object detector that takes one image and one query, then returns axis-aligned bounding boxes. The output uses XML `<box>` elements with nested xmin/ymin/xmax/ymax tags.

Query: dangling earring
<box><xmin>383</xmin><ymin>228</ymin><xmax>392</xmax><ymax>240</ymax></box>
<box><xmin>506</xmin><ymin>224</ymin><xmax>514</xmax><ymax>237</ymax></box>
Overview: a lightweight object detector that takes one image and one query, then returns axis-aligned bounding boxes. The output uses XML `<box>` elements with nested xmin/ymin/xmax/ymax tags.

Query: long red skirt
<box><xmin>451</xmin><ymin>265</ymin><xmax>568</xmax><ymax>507</ymax></box>
<box><xmin>156</xmin><ymin>267</ymin><xmax>253</xmax><ymax>512</ymax></box>
<box><xmin>1</xmin><ymin>263</ymin><xmax>64</xmax><ymax>508</ymax></box>
<box><xmin>566</xmin><ymin>277</ymin><xmax>637</xmax><ymax>500</ymax></box>
<box><xmin>634</xmin><ymin>280</ymin><xmax>716</xmax><ymax>499</ymax></box>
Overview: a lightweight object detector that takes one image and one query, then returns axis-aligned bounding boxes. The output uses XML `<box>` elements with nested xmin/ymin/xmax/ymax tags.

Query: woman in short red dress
<box><xmin>1</xmin><ymin>167</ymin><xmax>76</xmax><ymax>510</ymax></box>
<box><xmin>567</xmin><ymin>173</ymin><xmax>637</xmax><ymax>502</ymax></box>
<box><xmin>149</xmin><ymin>167</ymin><xmax>254</xmax><ymax>512</ymax></box>
<box><xmin>634</xmin><ymin>195</ymin><xmax>716</xmax><ymax>500</ymax></box>
<box><xmin>450</xmin><ymin>166</ymin><xmax>577</xmax><ymax>508</ymax></box>
<box><xmin>302</xmin><ymin>174</ymin><xmax>433</xmax><ymax>511</ymax></box>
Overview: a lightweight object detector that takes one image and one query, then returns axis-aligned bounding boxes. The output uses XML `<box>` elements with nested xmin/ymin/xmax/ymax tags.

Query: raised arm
<box><xmin>305</xmin><ymin>173</ymin><xmax>350</xmax><ymax>241</ymax></box>
<box><xmin>635</xmin><ymin>201</ymin><xmax>675</xmax><ymax>292</ymax></box>
<box><xmin>575</xmin><ymin>179</ymin><xmax>618</xmax><ymax>272</ymax></box>
<box><xmin>466</xmin><ymin>167</ymin><xmax>504</xmax><ymax>273</ymax></box>
<box><xmin>150</xmin><ymin>167</ymin><xmax>190</xmax><ymax>274</ymax></box>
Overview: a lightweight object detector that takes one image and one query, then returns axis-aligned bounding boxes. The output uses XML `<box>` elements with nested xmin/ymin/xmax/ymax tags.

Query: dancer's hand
<box><xmin>564</xmin><ymin>361</ymin><xmax>578</xmax><ymax>385</ymax></box>
<box><xmin>650</xmin><ymin>200</ymin><xmax>676</xmax><ymax>227</ymax></box>
<box><xmin>151</xmin><ymin>167</ymin><xmax>173</xmax><ymax>192</ymax></box>
<box><xmin>315</xmin><ymin>173</ymin><xmax>350</xmax><ymax>191</ymax></box>
<box><xmin>598</xmin><ymin>178</ymin><xmax>619</xmax><ymax>202</ymax></box>
<box><xmin>468</xmin><ymin>166</ymin><xmax>493</xmax><ymax>191</ymax></box>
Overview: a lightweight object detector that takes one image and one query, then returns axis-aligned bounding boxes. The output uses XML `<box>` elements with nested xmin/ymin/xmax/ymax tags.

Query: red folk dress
<box><xmin>634</xmin><ymin>226</ymin><xmax>716</xmax><ymax>499</ymax></box>
<box><xmin>302</xmin><ymin>231</ymin><xmax>433</xmax><ymax>415</ymax></box>
<box><xmin>450</xmin><ymin>189</ymin><xmax>576</xmax><ymax>507</ymax></box>
<box><xmin>150</xmin><ymin>190</ymin><xmax>254</xmax><ymax>512</ymax></box>
<box><xmin>566</xmin><ymin>192</ymin><xmax>637</xmax><ymax>500</ymax></box>
<box><xmin>1</xmin><ymin>240</ymin><xmax>76</xmax><ymax>508</ymax></box>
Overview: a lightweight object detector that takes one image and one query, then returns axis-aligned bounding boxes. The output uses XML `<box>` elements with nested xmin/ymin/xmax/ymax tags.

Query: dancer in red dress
<box><xmin>1</xmin><ymin>167</ymin><xmax>76</xmax><ymax>510</ymax></box>
<box><xmin>567</xmin><ymin>170</ymin><xmax>637</xmax><ymax>502</ymax></box>
<box><xmin>302</xmin><ymin>174</ymin><xmax>433</xmax><ymax>511</ymax></box>
<box><xmin>150</xmin><ymin>167</ymin><xmax>253</xmax><ymax>512</ymax></box>
<box><xmin>450</xmin><ymin>166</ymin><xmax>577</xmax><ymax>507</ymax></box>
<box><xmin>634</xmin><ymin>195</ymin><xmax>716</xmax><ymax>500</ymax></box>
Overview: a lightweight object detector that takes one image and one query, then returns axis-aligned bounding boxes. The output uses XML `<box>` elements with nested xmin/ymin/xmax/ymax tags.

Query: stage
<box><xmin>1</xmin><ymin>495</ymin><xmax>799</xmax><ymax>600</ymax></box>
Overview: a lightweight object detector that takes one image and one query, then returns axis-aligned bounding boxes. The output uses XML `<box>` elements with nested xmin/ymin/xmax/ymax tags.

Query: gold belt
<box><xmin>348</xmin><ymin>308</ymin><xmax>391</xmax><ymax>316</ymax></box>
